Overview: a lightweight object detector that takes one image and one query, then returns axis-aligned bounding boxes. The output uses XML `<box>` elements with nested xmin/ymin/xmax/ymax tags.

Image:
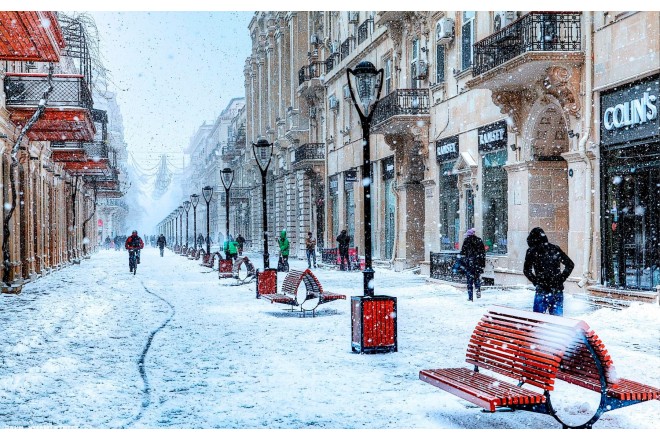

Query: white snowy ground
<box><xmin>0</xmin><ymin>247</ymin><xmax>658</xmax><ymax>438</ymax></box>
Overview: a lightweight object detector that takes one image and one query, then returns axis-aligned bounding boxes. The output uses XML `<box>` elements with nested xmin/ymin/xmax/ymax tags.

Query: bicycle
<box><xmin>128</xmin><ymin>249</ymin><xmax>140</xmax><ymax>275</ymax></box>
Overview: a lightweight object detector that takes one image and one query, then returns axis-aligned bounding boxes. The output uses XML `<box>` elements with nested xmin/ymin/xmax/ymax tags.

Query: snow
<box><xmin>1</xmin><ymin>247</ymin><xmax>659</xmax><ymax>439</ymax></box>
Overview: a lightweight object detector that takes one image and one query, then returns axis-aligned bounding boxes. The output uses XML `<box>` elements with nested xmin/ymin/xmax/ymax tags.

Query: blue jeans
<box><xmin>306</xmin><ymin>249</ymin><xmax>316</xmax><ymax>268</ymax></box>
<box><xmin>466</xmin><ymin>271</ymin><xmax>481</xmax><ymax>301</ymax></box>
<box><xmin>533</xmin><ymin>287</ymin><xmax>564</xmax><ymax>316</ymax></box>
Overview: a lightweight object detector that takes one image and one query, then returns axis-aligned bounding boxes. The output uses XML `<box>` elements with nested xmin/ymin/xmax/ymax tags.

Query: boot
<box><xmin>476</xmin><ymin>289</ymin><xmax>481</xmax><ymax>299</ymax></box>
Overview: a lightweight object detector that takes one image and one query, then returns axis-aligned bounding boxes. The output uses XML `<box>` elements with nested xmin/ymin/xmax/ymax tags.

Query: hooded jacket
<box><xmin>277</xmin><ymin>230</ymin><xmax>290</xmax><ymax>257</ymax></box>
<box><xmin>523</xmin><ymin>227</ymin><xmax>574</xmax><ymax>290</ymax></box>
<box><xmin>337</xmin><ymin>230</ymin><xmax>350</xmax><ymax>252</ymax></box>
<box><xmin>460</xmin><ymin>234</ymin><xmax>486</xmax><ymax>272</ymax></box>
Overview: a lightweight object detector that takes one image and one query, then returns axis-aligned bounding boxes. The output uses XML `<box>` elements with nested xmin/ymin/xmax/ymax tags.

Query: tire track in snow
<box><xmin>121</xmin><ymin>280</ymin><xmax>175</xmax><ymax>428</ymax></box>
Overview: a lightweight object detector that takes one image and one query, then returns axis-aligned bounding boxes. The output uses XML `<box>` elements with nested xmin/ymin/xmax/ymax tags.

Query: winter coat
<box><xmin>337</xmin><ymin>231</ymin><xmax>350</xmax><ymax>252</ymax></box>
<box><xmin>277</xmin><ymin>230</ymin><xmax>290</xmax><ymax>257</ymax></box>
<box><xmin>523</xmin><ymin>227</ymin><xmax>575</xmax><ymax>290</ymax></box>
<box><xmin>224</xmin><ymin>240</ymin><xmax>238</xmax><ymax>255</ymax></box>
<box><xmin>156</xmin><ymin>235</ymin><xmax>166</xmax><ymax>248</ymax></box>
<box><xmin>305</xmin><ymin>236</ymin><xmax>317</xmax><ymax>252</ymax></box>
<box><xmin>460</xmin><ymin>235</ymin><xmax>486</xmax><ymax>274</ymax></box>
<box><xmin>125</xmin><ymin>234</ymin><xmax>144</xmax><ymax>250</ymax></box>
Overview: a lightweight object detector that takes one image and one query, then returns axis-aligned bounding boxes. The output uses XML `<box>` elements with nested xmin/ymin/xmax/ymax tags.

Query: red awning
<box><xmin>0</xmin><ymin>11</ymin><xmax>65</xmax><ymax>62</ymax></box>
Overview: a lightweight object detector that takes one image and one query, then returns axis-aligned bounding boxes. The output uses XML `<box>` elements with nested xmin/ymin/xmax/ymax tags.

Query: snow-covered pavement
<box><xmin>1</xmin><ymin>247</ymin><xmax>659</xmax><ymax>432</ymax></box>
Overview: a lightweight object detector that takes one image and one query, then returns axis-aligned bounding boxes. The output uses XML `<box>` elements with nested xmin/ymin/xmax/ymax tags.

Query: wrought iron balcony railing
<box><xmin>84</xmin><ymin>141</ymin><xmax>109</xmax><ymax>160</ymax></box>
<box><xmin>293</xmin><ymin>143</ymin><xmax>325</xmax><ymax>164</ymax></box>
<box><xmin>357</xmin><ymin>19</ymin><xmax>372</xmax><ymax>45</ymax></box>
<box><xmin>473</xmin><ymin>12</ymin><xmax>582</xmax><ymax>76</ymax></box>
<box><xmin>3</xmin><ymin>73</ymin><xmax>93</xmax><ymax>109</ymax></box>
<box><xmin>298</xmin><ymin>61</ymin><xmax>326</xmax><ymax>86</ymax></box>
<box><xmin>340</xmin><ymin>38</ymin><xmax>351</xmax><ymax>61</ymax></box>
<box><xmin>372</xmin><ymin>89</ymin><xmax>430</xmax><ymax>128</ymax></box>
<box><xmin>325</xmin><ymin>53</ymin><xmax>339</xmax><ymax>73</ymax></box>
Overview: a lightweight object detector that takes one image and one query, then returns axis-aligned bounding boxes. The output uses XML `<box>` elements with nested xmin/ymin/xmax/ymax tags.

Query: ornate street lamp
<box><xmin>202</xmin><ymin>186</ymin><xmax>214</xmax><ymax>255</ymax></box>
<box><xmin>347</xmin><ymin>60</ymin><xmax>397</xmax><ymax>353</ymax></box>
<box><xmin>183</xmin><ymin>200</ymin><xmax>191</xmax><ymax>249</ymax></box>
<box><xmin>221</xmin><ymin>167</ymin><xmax>234</xmax><ymax>249</ymax></box>
<box><xmin>191</xmin><ymin>193</ymin><xmax>199</xmax><ymax>251</ymax></box>
<box><xmin>253</xmin><ymin>137</ymin><xmax>276</xmax><ymax>298</ymax></box>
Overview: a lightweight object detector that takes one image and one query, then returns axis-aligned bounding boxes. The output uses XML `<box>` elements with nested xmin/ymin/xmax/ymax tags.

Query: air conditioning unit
<box><xmin>343</xmin><ymin>84</ymin><xmax>351</xmax><ymax>99</ymax></box>
<box><xmin>328</xmin><ymin>95</ymin><xmax>339</xmax><ymax>110</ymax></box>
<box><xmin>310</xmin><ymin>34</ymin><xmax>320</xmax><ymax>45</ymax></box>
<box><xmin>349</xmin><ymin>11</ymin><xmax>359</xmax><ymax>24</ymax></box>
<box><xmin>493</xmin><ymin>11</ymin><xmax>516</xmax><ymax>31</ymax></box>
<box><xmin>436</xmin><ymin>17</ymin><xmax>455</xmax><ymax>44</ymax></box>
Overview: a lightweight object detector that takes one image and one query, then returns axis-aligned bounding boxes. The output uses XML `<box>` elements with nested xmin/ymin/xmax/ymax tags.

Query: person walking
<box><xmin>236</xmin><ymin>234</ymin><xmax>246</xmax><ymax>256</ymax></box>
<box><xmin>156</xmin><ymin>233</ymin><xmax>166</xmax><ymax>257</ymax></box>
<box><xmin>305</xmin><ymin>231</ymin><xmax>317</xmax><ymax>269</ymax></box>
<box><xmin>523</xmin><ymin>227</ymin><xmax>575</xmax><ymax>316</ymax></box>
<box><xmin>224</xmin><ymin>235</ymin><xmax>239</xmax><ymax>261</ymax></box>
<box><xmin>337</xmin><ymin>229</ymin><xmax>350</xmax><ymax>271</ymax></box>
<box><xmin>460</xmin><ymin>228</ymin><xmax>486</xmax><ymax>301</ymax></box>
<box><xmin>276</xmin><ymin>229</ymin><xmax>290</xmax><ymax>272</ymax></box>
<box><xmin>104</xmin><ymin>235</ymin><xmax>111</xmax><ymax>250</ymax></box>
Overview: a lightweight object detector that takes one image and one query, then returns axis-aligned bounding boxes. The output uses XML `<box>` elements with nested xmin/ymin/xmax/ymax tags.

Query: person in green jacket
<box><xmin>277</xmin><ymin>229</ymin><xmax>290</xmax><ymax>271</ymax></box>
<box><xmin>224</xmin><ymin>235</ymin><xmax>239</xmax><ymax>261</ymax></box>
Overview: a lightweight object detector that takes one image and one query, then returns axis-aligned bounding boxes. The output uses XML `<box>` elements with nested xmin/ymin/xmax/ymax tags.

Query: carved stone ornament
<box><xmin>491</xmin><ymin>88</ymin><xmax>537</xmax><ymax>134</ymax></box>
<box><xmin>543</xmin><ymin>66</ymin><xmax>581</xmax><ymax>118</ymax></box>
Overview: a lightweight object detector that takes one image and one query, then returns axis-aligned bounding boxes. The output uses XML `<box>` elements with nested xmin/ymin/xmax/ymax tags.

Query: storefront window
<box><xmin>439</xmin><ymin>162</ymin><xmax>459</xmax><ymax>250</ymax></box>
<box><xmin>482</xmin><ymin>149</ymin><xmax>508</xmax><ymax>254</ymax></box>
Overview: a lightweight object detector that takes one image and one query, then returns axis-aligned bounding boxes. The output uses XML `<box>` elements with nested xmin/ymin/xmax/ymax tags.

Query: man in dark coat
<box><xmin>523</xmin><ymin>227</ymin><xmax>574</xmax><ymax>316</ymax></box>
<box><xmin>236</xmin><ymin>234</ymin><xmax>246</xmax><ymax>256</ymax></box>
<box><xmin>337</xmin><ymin>230</ymin><xmax>350</xmax><ymax>271</ymax></box>
<box><xmin>156</xmin><ymin>234</ymin><xmax>167</xmax><ymax>257</ymax></box>
<box><xmin>460</xmin><ymin>228</ymin><xmax>486</xmax><ymax>301</ymax></box>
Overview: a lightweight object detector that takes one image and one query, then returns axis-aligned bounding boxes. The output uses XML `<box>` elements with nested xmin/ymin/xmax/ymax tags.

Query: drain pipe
<box><xmin>578</xmin><ymin>11</ymin><xmax>594</xmax><ymax>287</ymax></box>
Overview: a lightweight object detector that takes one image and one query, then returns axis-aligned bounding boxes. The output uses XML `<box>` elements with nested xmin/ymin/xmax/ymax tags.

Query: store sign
<box><xmin>478</xmin><ymin>120</ymin><xmax>507</xmax><ymax>153</ymax></box>
<box><xmin>601</xmin><ymin>75</ymin><xmax>659</xmax><ymax>147</ymax></box>
<box><xmin>344</xmin><ymin>170</ymin><xmax>358</xmax><ymax>183</ymax></box>
<box><xmin>436</xmin><ymin>135</ymin><xmax>459</xmax><ymax>163</ymax></box>
<box><xmin>329</xmin><ymin>175</ymin><xmax>338</xmax><ymax>193</ymax></box>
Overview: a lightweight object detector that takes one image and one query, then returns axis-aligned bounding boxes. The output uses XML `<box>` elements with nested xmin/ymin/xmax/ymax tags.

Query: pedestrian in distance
<box><xmin>224</xmin><ymin>235</ymin><xmax>239</xmax><ymax>261</ymax></box>
<box><xmin>305</xmin><ymin>231</ymin><xmax>317</xmax><ymax>269</ymax></box>
<box><xmin>236</xmin><ymin>234</ymin><xmax>246</xmax><ymax>256</ymax></box>
<box><xmin>523</xmin><ymin>227</ymin><xmax>575</xmax><ymax>316</ymax></box>
<box><xmin>104</xmin><ymin>235</ymin><xmax>111</xmax><ymax>250</ymax></box>
<box><xmin>460</xmin><ymin>228</ymin><xmax>486</xmax><ymax>301</ymax></box>
<box><xmin>276</xmin><ymin>229</ymin><xmax>290</xmax><ymax>272</ymax></box>
<box><xmin>156</xmin><ymin>233</ymin><xmax>167</xmax><ymax>257</ymax></box>
<box><xmin>337</xmin><ymin>229</ymin><xmax>351</xmax><ymax>271</ymax></box>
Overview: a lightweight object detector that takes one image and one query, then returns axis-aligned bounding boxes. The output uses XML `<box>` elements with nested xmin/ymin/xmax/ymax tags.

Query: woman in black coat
<box><xmin>460</xmin><ymin>228</ymin><xmax>486</xmax><ymax>301</ymax></box>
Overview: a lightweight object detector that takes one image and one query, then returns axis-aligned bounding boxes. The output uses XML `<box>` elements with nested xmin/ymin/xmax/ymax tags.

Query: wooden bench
<box><xmin>187</xmin><ymin>248</ymin><xmax>202</xmax><ymax>260</ymax></box>
<box><xmin>200</xmin><ymin>251</ymin><xmax>220</xmax><ymax>268</ymax></box>
<box><xmin>260</xmin><ymin>268</ymin><xmax>346</xmax><ymax>316</ymax></box>
<box><xmin>419</xmin><ymin>305</ymin><xmax>660</xmax><ymax>429</ymax></box>
<box><xmin>232</xmin><ymin>256</ymin><xmax>256</xmax><ymax>283</ymax></box>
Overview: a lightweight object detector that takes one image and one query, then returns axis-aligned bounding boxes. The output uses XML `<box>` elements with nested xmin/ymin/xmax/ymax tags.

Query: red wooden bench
<box><xmin>200</xmin><ymin>251</ymin><xmax>220</xmax><ymax>268</ymax></box>
<box><xmin>419</xmin><ymin>305</ymin><xmax>660</xmax><ymax>429</ymax></box>
<box><xmin>232</xmin><ymin>256</ymin><xmax>256</xmax><ymax>284</ymax></box>
<box><xmin>260</xmin><ymin>268</ymin><xmax>346</xmax><ymax>316</ymax></box>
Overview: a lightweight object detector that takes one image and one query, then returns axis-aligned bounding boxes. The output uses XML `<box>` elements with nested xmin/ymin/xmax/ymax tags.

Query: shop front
<box><xmin>600</xmin><ymin>74</ymin><xmax>659</xmax><ymax>291</ymax></box>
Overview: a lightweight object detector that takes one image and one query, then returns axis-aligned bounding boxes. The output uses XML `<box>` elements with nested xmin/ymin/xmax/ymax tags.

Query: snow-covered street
<box><xmin>1</xmin><ymin>247</ymin><xmax>659</xmax><ymax>431</ymax></box>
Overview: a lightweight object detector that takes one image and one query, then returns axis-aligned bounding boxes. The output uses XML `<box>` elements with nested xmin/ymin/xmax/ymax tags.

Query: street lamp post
<box><xmin>221</xmin><ymin>167</ymin><xmax>234</xmax><ymax>247</ymax></box>
<box><xmin>183</xmin><ymin>200</ymin><xmax>191</xmax><ymax>249</ymax></box>
<box><xmin>347</xmin><ymin>60</ymin><xmax>397</xmax><ymax>353</ymax></box>
<box><xmin>178</xmin><ymin>205</ymin><xmax>183</xmax><ymax>254</ymax></box>
<box><xmin>202</xmin><ymin>186</ymin><xmax>214</xmax><ymax>255</ymax></box>
<box><xmin>253</xmin><ymin>137</ymin><xmax>276</xmax><ymax>298</ymax></box>
<box><xmin>191</xmin><ymin>194</ymin><xmax>199</xmax><ymax>251</ymax></box>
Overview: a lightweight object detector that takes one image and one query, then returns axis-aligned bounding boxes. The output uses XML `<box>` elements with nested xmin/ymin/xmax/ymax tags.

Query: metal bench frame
<box><xmin>419</xmin><ymin>305</ymin><xmax>660</xmax><ymax>429</ymax></box>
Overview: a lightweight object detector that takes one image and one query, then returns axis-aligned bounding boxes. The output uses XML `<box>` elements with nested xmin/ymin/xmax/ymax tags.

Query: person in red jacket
<box><xmin>125</xmin><ymin>230</ymin><xmax>145</xmax><ymax>264</ymax></box>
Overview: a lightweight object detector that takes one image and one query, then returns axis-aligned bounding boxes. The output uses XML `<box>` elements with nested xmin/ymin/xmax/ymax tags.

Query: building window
<box><xmin>410</xmin><ymin>38</ymin><xmax>419</xmax><ymax>88</ymax></box>
<box><xmin>439</xmin><ymin>164</ymin><xmax>459</xmax><ymax>250</ymax></box>
<box><xmin>435</xmin><ymin>44</ymin><xmax>445</xmax><ymax>84</ymax></box>
<box><xmin>384</xmin><ymin>58</ymin><xmax>392</xmax><ymax>95</ymax></box>
<box><xmin>461</xmin><ymin>11</ymin><xmax>475</xmax><ymax>71</ymax></box>
<box><xmin>482</xmin><ymin>149</ymin><xmax>508</xmax><ymax>254</ymax></box>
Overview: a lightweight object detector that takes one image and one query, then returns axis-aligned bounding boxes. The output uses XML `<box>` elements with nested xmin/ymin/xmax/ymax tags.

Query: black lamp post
<box><xmin>202</xmin><ymin>186</ymin><xmax>213</xmax><ymax>255</ymax></box>
<box><xmin>252</xmin><ymin>138</ymin><xmax>273</xmax><ymax>270</ymax></box>
<box><xmin>178</xmin><ymin>205</ymin><xmax>183</xmax><ymax>253</ymax></box>
<box><xmin>347</xmin><ymin>60</ymin><xmax>397</xmax><ymax>354</ymax></box>
<box><xmin>183</xmin><ymin>200</ymin><xmax>191</xmax><ymax>249</ymax></box>
<box><xmin>191</xmin><ymin>193</ymin><xmax>199</xmax><ymax>251</ymax></box>
<box><xmin>221</xmin><ymin>167</ymin><xmax>234</xmax><ymax>247</ymax></box>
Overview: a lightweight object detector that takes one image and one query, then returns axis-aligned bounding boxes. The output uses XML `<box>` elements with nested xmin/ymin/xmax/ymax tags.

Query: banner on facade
<box><xmin>600</xmin><ymin>74</ymin><xmax>659</xmax><ymax>148</ymax></box>
<box><xmin>436</xmin><ymin>135</ymin><xmax>459</xmax><ymax>162</ymax></box>
<box><xmin>478</xmin><ymin>120</ymin><xmax>507</xmax><ymax>153</ymax></box>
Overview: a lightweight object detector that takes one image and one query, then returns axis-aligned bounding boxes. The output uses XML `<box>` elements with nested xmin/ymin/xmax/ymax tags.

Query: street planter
<box><xmin>351</xmin><ymin>295</ymin><xmax>397</xmax><ymax>353</ymax></box>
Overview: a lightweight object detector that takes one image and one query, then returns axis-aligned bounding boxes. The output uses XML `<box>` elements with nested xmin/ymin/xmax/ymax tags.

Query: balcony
<box><xmin>325</xmin><ymin>53</ymin><xmax>339</xmax><ymax>74</ymax></box>
<box><xmin>371</xmin><ymin>89</ymin><xmax>431</xmax><ymax>135</ymax></box>
<box><xmin>297</xmin><ymin>60</ymin><xmax>326</xmax><ymax>98</ymax></box>
<box><xmin>4</xmin><ymin>73</ymin><xmax>95</xmax><ymax>141</ymax></box>
<box><xmin>292</xmin><ymin>143</ymin><xmax>324</xmax><ymax>172</ymax></box>
<box><xmin>221</xmin><ymin>144</ymin><xmax>240</xmax><ymax>161</ymax></box>
<box><xmin>340</xmin><ymin>38</ymin><xmax>352</xmax><ymax>61</ymax></box>
<box><xmin>357</xmin><ymin>19</ymin><xmax>373</xmax><ymax>45</ymax></box>
<box><xmin>0</xmin><ymin>11</ymin><xmax>65</xmax><ymax>62</ymax></box>
<box><xmin>468</xmin><ymin>12</ymin><xmax>583</xmax><ymax>90</ymax></box>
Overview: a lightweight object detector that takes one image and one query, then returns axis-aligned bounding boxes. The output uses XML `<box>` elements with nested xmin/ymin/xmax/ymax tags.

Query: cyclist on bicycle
<box><xmin>125</xmin><ymin>230</ymin><xmax>144</xmax><ymax>268</ymax></box>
